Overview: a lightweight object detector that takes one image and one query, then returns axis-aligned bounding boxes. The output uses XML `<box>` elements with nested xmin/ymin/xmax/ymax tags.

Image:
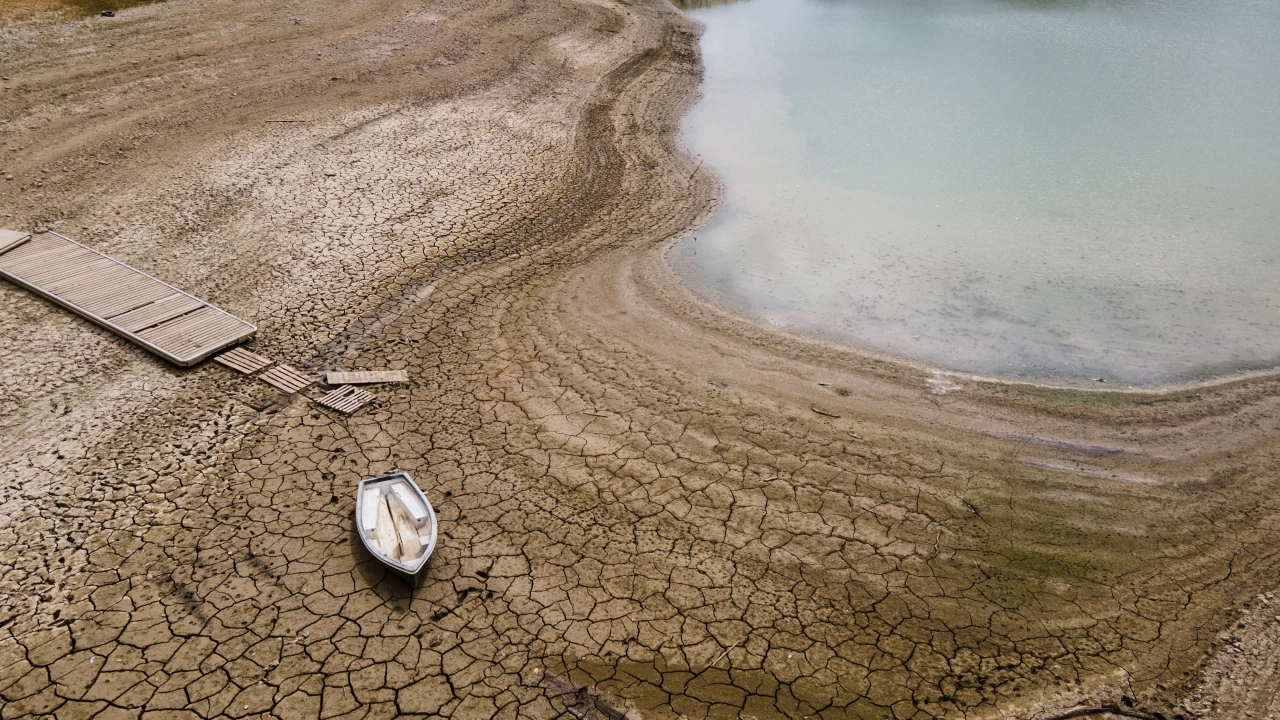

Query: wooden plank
<box><xmin>213</xmin><ymin>346</ymin><xmax>272</xmax><ymax>374</ymax></box>
<box><xmin>158</xmin><ymin>318</ymin><xmax>251</xmax><ymax>358</ymax></box>
<box><xmin>155</xmin><ymin>312</ymin><xmax>248</xmax><ymax>346</ymax></box>
<box><xmin>81</xmin><ymin>291</ymin><xmax>180</xmax><ymax>323</ymax></box>
<box><xmin>7</xmin><ymin>239</ymin><xmax>97</xmax><ymax>264</ymax></box>
<box><xmin>16</xmin><ymin>257</ymin><xmax>117</xmax><ymax>285</ymax></box>
<box><xmin>49</xmin><ymin>268</ymin><xmax>149</xmax><ymax>298</ymax></box>
<box><xmin>138</xmin><ymin>306</ymin><xmax>222</xmax><ymax>342</ymax></box>
<box><xmin>0</xmin><ymin>229</ymin><xmax>31</xmax><ymax>256</ymax></box>
<box><xmin>318</xmin><ymin>385</ymin><xmax>374</xmax><ymax>414</ymax></box>
<box><xmin>324</xmin><ymin>370</ymin><xmax>409</xmax><ymax>385</ymax></box>
<box><xmin>140</xmin><ymin>308</ymin><xmax>252</xmax><ymax>358</ymax></box>
<box><xmin>0</xmin><ymin>232</ymin><xmax>255</xmax><ymax>365</ymax></box>
<box><xmin>108</xmin><ymin>294</ymin><xmax>205</xmax><ymax>331</ymax></box>
<box><xmin>260</xmin><ymin>364</ymin><xmax>314</xmax><ymax>394</ymax></box>
<box><xmin>0</xmin><ymin>244</ymin><xmax>87</xmax><ymax>273</ymax></box>
<box><xmin>1</xmin><ymin>248</ymin><xmax>89</xmax><ymax>275</ymax></box>
<box><xmin>71</xmin><ymin>282</ymin><xmax>176</xmax><ymax>318</ymax></box>
<box><xmin>48</xmin><ymin>262</ymin><xmax>145</xmax><ymax>291</ymax></box>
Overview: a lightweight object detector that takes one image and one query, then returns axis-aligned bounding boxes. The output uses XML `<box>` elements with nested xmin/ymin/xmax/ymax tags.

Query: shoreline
<box><xmin>0</xmin><ymin>0</ymin><xmax>1277</xmax><ymax>718</ymax></box>
<box><xmin>662</xmin><ymin>235</ymin><xmax>1280</xmax><ymax>396</ymax></box>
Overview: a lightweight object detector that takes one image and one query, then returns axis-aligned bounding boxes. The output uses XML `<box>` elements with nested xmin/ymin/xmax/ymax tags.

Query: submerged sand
<box><xmin>0</xmin><ymin>0</ymin><xmax>1277</xmax><ymax>717</ymax></box>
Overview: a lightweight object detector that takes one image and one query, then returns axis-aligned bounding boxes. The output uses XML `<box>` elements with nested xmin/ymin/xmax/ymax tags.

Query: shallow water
<box><xmin>672</xmin><ymin>0</ymin><xmax>1280</xmax><ymax>386</ymax></box>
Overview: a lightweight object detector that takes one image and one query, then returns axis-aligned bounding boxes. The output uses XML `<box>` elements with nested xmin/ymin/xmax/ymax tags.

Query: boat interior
<box><xmin>360</xmin><ymin>476</ymin><xmax>434</xmax><ymax>567</ymax></box>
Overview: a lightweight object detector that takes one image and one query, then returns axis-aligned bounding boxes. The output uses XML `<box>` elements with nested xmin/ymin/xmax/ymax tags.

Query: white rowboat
<box><xmin>355</xmin><ymin>472</ymin><xmax>438</xmax><ymax>586</ymax></box>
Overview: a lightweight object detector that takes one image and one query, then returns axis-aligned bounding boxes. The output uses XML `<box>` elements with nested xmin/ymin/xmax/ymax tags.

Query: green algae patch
<box><xmin>997</xmin><ymin>545</ymin><xmax>1109</xmax><ymax>583</ymax></box>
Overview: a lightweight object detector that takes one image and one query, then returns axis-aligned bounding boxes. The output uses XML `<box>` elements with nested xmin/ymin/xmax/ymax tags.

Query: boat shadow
<box><xmin>347</xmin><ymin>515</ymin><xmax>417</xmax><ymax>599</ymax></box>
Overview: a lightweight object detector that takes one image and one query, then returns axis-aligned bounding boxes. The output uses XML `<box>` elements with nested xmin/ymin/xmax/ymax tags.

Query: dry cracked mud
<box><xmin>1</xmin><ymin>0</ymin><xmax>1279</xmax><ymax>718</ymax></box>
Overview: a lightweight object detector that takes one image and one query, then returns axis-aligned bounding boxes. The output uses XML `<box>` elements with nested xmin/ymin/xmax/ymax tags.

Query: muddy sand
<box><xmin>1</xmin><ymin>0</ymin><xmax>1278</xmax><ymax>718</ymax></box>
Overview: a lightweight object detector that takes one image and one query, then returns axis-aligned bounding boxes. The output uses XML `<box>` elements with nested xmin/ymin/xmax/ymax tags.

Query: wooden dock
<box><xmin>0</xmin><ymin>231</ymin><xmax>255</xmax><ymax>366</ymax></box>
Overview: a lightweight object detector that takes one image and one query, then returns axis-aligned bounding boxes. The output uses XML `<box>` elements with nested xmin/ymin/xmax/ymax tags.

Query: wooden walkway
<box><xmin>0</xmin><ymin>231</ymin><xmax>255</xmax><ymax>366</ymax></box>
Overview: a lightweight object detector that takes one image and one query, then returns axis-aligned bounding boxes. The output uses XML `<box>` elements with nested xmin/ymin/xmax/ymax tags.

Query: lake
<box><xmin>671</xmin><ymin>0</ymin><xmax>1280</xmax><ymax>386</ymax></box>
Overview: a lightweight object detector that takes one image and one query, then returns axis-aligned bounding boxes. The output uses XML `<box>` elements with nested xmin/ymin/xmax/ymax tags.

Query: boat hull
<box><xmin>388</xmin><ymin>565</ymin><xmax>427</xmax><ymax>588</ymax></box>
<box><xmin>355</xmin><ymin>471</ymin><xmax>438</xmax><ymax>587</ymax></box>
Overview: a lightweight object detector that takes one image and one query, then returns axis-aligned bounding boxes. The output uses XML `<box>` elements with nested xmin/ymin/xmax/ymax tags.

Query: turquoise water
<box><xmin>672</xmin><ymin>0</ymin><xmax>1280</xmax><ymax>385</ymax></box>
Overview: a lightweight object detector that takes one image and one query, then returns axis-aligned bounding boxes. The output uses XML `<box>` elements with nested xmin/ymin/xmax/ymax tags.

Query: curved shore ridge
<box><xmin>0</xmin><ymin>1</ymin><xmax>1277</xmax><ymax>718</ymax></box>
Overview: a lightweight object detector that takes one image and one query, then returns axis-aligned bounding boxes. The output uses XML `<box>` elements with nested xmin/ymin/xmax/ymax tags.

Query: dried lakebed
<box><xmin>0</xmin><ymin>0</ymin><xmax>1278</xmax><ymax>719</ymax></box>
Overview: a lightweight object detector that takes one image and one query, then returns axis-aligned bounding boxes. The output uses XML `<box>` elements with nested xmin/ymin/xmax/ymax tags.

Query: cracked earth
<box><xmin>2</xmin><ymin>0</ymin><xmax>1279</xmax><ymax>718</ymax></box>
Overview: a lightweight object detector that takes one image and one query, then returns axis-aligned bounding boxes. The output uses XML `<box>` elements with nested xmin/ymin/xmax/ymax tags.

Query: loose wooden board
<box><xmin>260</xmin><ymin>364</ymin><xmax>314</xmax><ymax>394</ymax></box>
<box><xmin>324</xmin><ymin>370</ymin><xmax>408</xmax><ymax>385</ymax></box>
<box><xmin>214</xmin><ymin>346</ymin><xmax>272</xmax><ymax>374</ymax></box>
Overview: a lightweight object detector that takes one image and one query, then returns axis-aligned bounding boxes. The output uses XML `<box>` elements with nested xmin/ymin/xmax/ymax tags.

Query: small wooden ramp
<box><xmin>318</xmin><ymin>385</ymin><xmax>374</xmax><ymax>414</ymax></box>
<box><xmin>259</xmin><ymin>364</ymin><xmax>314</xmax><ymax>394</ymax></box>
<box><xmin>0</xmin><ymin>230</ymin><xmax>254</xmax><ymax>366</ymax></box>
<box><xmin>214</xmin><ymin>346</ymin><xmax>272</xmax><ymax>374</ymax></box>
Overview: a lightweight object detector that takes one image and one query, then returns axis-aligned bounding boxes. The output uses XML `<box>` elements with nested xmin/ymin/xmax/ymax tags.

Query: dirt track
<box><xmin>1</xmin><ymin>0</ymin><xmax>1279</xmax><ymax>718</ymax></box>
